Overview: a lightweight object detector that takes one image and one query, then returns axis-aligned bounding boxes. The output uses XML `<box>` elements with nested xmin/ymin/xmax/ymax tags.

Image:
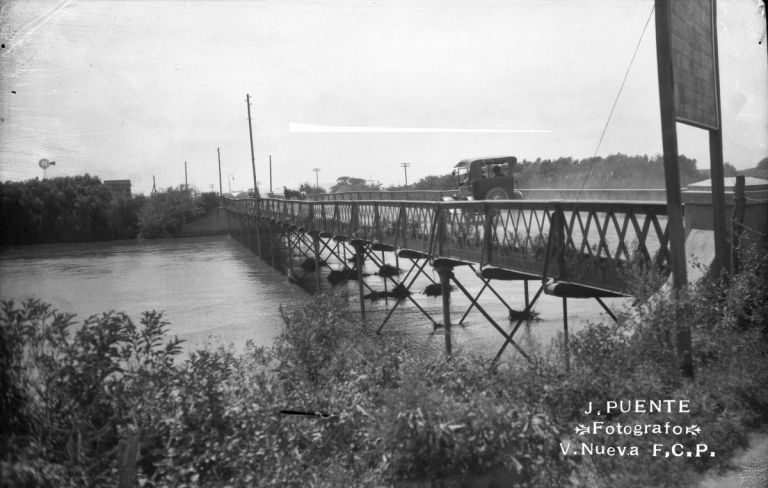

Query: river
<box><xmin>0</xmin><ymin>235</ymin><xmax>630</xmax><ymax>362</ymax></box>
<box><xmin>0</xmin><ymin>235</ymin><xmax>309</xmax><ymax>353</ymax></box>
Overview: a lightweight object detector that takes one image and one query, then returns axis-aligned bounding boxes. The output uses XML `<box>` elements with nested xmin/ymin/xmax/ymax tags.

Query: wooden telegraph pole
<box><xmin>184</xmin><ymin>161</ymin><xmax>188</xmax><ymax>191</ymax></box>
<box><xmin>269</xmin><ymin>155</ymin><xmax>273</xmax><ymax>195</ymax></box>
<box><xmin>246</xmin><ymin>94</ymin><xmax>258</xmax><ymax>197</ymax></box>
<box><xmin>400</xmin><ymin>162</ymin><xmax>410</xmax><ymax>187</ymax></box>
<box><xmin>217</xmin><ymin>148</ymin><xmax>223</xmax><ymax>196</ymax></box>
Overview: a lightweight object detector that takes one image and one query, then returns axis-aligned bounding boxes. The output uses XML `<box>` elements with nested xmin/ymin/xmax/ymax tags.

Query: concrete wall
<box><xmin>683</xmin><ymin>189</ymin><xmax>768</xmax><ymax>248</ymax></box>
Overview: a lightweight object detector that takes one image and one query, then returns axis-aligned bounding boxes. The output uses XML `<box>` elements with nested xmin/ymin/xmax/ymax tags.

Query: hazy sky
<box><xmin>1</xmin><ymin>0</ymin><xmax>766</xmax><ymax>194</ymax></box>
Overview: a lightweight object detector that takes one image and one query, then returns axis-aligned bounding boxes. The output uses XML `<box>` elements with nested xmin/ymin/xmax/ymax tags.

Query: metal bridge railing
<box><xmin>223</xmin><ymin>197</ymin><xmax>670</xmax><ymax>294</ymax></box>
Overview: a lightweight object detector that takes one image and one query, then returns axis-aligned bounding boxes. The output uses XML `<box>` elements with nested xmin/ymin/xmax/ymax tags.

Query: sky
<box><xmin>1</xmin><ymin>0</ymin><xmax>766</xmax><ymax>195</ymax></box>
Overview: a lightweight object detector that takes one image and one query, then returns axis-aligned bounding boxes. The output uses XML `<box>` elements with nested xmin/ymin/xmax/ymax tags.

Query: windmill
<box><xmin>38</xmin><ymin>159</ymin><xmax>55</xmax><ymax>179</ymax></box>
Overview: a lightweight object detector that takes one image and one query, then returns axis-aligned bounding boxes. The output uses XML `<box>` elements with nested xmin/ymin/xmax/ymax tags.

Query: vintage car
<box><xmin>451</xmin><ymin>156</ymin><xmax>524</xmax><ymax>200</ymax></box>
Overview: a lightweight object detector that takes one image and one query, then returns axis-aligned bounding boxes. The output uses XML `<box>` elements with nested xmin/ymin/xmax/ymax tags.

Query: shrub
<box><xmin>275</xmin><ymin>291</ymin><xmax>355</xmax><ymax>385</ymax></box>
<box><xmin>375</xmin><ymin>355</ymin><xmax>573</xmax><ymax>486</ymax></box>
<box><xmin>198</xmin><ymin>192</ymin><xmax>221</xmax><ymax>211</ymax></box>
<box><xmin>137</xmin><ymin>187</ymin><xmax>204</xmax><ymax>238</ymax></box>
<box><xmin>0</xmin><ymin>299</ymin><xmax>182</xmax><ymax>486</ymax></box>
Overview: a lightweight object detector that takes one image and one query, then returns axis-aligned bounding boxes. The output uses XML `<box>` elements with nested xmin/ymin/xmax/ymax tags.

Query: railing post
<box><xmin>351</xmin><ymin>202</ymin><xmax>360</xmax><ymax>237</ymax></box>
<box><xmin>307</xmin><ymin>201</ymin><xmax>313</xmax><ymax>231</ymax></box>
<box><xmin>484</xmin><ymin>202</ymin><xmax>493</xmax><ymax>266</ymax></box>
<box><xmin>321</xmin><ymin>202</ymin><xmax>327</xmax><ymax>230</ymax></box>
<box><xmin>555</xmin><ymin>205</ymin><xmax>566</xmax><ymax>280</ymax></box>
<box><xmin>436</xmin><ymin>204</ymin><xmax>445</xmax><ymax>256</ymax></box>
<box><xmin>543</xmin><ymin>204</ymin><xmax>566</xmax><ymax>284</ymax></box>
<box><xmin>395</xmin><ymin>202</ymin><xmax>406</xmax><ymax>248</ymax></box>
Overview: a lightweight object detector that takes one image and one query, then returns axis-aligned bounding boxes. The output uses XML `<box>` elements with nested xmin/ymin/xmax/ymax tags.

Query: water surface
<box><xmin>0</xmin><ymin>236</ymin><xmax>309</xmax><ymax>353</ymax></box>
<box><xmin>1</xmin><ymin>235</ymin><xmax>630</xmax><ymax>363</ymax></box>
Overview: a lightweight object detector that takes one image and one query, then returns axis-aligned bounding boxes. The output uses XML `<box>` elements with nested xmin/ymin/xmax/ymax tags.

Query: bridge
<box><xmin>222</xmin><ymin>194</ymin><xmax>673</xmax><ymax>364</ymax></box>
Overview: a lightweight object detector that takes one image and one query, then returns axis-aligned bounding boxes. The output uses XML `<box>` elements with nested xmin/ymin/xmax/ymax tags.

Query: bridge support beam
<box><xmin>375</xmin><ymin>250</ymin><xmax>440</xmax><ymax>334</ymax></box>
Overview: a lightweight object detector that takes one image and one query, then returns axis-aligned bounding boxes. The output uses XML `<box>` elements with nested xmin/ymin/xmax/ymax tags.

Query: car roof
<box><xmin>454</xmin><ymin>156</ymin><xmax>517</xmax><ymax>168</ymax></box>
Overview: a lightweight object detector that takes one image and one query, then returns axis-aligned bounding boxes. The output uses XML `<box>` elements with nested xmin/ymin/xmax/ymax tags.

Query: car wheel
<box><xmin>485</xmin><ymin>188</ymin><xmax>509</xmax><ymax>200</ymax></box>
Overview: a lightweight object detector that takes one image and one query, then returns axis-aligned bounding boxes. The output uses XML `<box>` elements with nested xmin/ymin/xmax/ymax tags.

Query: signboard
<box><xmin>669</xmin><ymin>0</ymin><xmax>719</xmax><ymax>130</ymax></box>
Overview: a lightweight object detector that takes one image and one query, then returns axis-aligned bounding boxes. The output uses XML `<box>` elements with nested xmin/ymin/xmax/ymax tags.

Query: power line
<box><xmin>592</xmin><ymin>4</ymin><xmax>655</xmax><ymax>159</ymax></box>
<box><xmin>575</xmin><ymin>3</ymin><xmax>655</xmax><ymax>201</ymax></box>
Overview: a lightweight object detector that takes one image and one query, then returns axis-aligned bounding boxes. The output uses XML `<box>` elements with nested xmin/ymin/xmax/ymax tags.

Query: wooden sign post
<box><xmin>655</xmin><ymin>0</ymin><xmax>729</xmax><ymax>377</ymax></box>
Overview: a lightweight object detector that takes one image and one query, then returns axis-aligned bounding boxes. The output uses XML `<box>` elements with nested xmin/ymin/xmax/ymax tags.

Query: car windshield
<box><xmin>454</xmin><ymin>167</ymin><xmax>469</xmax><ymax>185</ymax></box>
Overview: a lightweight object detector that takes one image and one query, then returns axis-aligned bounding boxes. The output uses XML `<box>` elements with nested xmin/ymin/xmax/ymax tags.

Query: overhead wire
<box><xmin>575</xmin><ymin>3</ymin><xmax>656</xmax><ymax>201</ymax></box>
<box><xmin>550</xmin><ymin>2</ymin><xmax>657</xmax><ymax>282</ymax></box>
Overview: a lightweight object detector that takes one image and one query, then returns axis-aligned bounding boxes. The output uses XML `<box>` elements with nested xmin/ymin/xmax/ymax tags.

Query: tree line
<box><xmin>0</xmin><ymin>175</ymin><xmax>219</xmax><ymax>245</ymax></box>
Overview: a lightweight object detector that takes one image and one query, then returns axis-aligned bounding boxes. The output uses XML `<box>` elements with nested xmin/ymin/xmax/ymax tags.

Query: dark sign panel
<box><xmin>669</xmin><ymin>0</ymin><xmax>719</xmax><ymax>130</ymax></box>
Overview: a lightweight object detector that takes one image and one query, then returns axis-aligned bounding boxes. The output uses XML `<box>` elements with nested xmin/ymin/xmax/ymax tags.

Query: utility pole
<box><xmin>217</xmin><ymin>148</ymin><xmax>223</xmax><ymax>196</ymax></box>
<box><xmin>269</xmin><ymin>155</ymin><xmax>273</xmax><ymax>194</ymax></box>
<box><xmin>312</xmin><ymin>167</ymin><xmax>321</xmax><ymax>188</ymax></box>
<box><xmin>152</xmin><ymin>175</ymin><xmax>157</xmax><ymax>195</ymax></box>
<box><xmin>400</xmin><ymin>162</ymin><xmax>411</xmax><ymax>187</ymax></box>
<box><xmin>246</xmin><ymin>94</ymin><xmax>258</xmax><ymax>197</ymax></box>
<box><xmin>184</xmin><ymin>161</ymin><xmax>188</xmax><ymax>191</ymax></box>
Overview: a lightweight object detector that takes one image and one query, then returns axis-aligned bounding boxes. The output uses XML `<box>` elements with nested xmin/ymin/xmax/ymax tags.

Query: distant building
<box><xmin>103</xmin><ymin>179</ymin><xmax>132</xmax><ymax>200</ymax></box>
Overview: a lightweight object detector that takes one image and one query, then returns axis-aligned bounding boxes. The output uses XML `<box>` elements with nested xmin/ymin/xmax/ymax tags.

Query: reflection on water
<box><xmin>0</xmin><ymin>235</ymin><xmax>631</xmax><ymax>362</ymax></box>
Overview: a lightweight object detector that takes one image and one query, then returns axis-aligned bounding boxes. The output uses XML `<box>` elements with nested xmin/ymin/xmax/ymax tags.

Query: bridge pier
<box><xmin>432</xmin><ymin>260</ymin><xmax>455</xmax><ymax>357</ymax></box>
